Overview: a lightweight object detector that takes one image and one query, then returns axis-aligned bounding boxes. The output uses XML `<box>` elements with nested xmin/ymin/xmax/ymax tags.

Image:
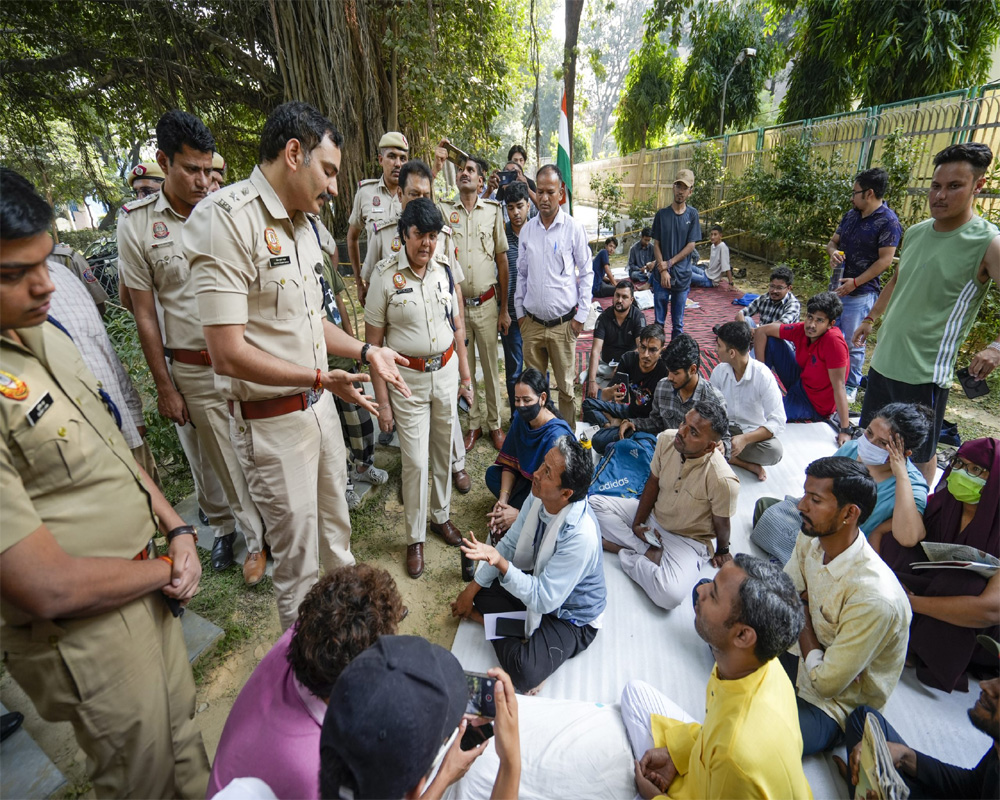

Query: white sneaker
<box><xmin>345</xmin><ymin>485</ymin><xmax>362</xmax><ymax>510</ymax></box>
<box><xmin>355</xmin><ymin>464</ymin><xmax>389</xmax><ymax>485</ymax></box>
<box><xmin>845</xmin><ymin>386</ymin><xmax>858</xmax><ymax>404</ymax></box>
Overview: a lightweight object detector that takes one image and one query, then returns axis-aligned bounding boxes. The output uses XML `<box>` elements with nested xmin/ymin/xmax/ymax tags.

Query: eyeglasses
<box><xmin>949</xmin><ymin>456</ymin><xmax>990</xmax><ymax>479</ymax></box>
<box><xmin>767</xmin><ymin>283</ymin><xmax>788</xmax><ymax>291</ymax></box>
<box><xmin>851</xmin><ymin>189</ymin><xmax>866</xmax><ymax>197</ymax></box>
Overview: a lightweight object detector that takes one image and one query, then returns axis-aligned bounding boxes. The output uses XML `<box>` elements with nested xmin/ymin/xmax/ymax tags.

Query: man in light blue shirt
<box><xmin>451</xmin><ymin>435</ymin><xmax>606</xmax><ymax>693</ymax></box>
<box><xmin>514</xmin><ymin>164</ymin><xmax>592</xmax><ymax>422</ymax></box>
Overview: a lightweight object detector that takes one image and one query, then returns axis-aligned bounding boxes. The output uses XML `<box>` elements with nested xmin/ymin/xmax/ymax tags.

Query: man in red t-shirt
<box><xmin>753</xmin><ymin>291</ymin><xmax>852</xmax><ymax>445</ymax></box>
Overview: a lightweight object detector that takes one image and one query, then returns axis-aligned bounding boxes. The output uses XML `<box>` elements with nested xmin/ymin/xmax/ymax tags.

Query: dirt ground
<box><xmin>3</xmin><ymin>249</ymin><xmax>996</xmax><ymax>797</ymax></box>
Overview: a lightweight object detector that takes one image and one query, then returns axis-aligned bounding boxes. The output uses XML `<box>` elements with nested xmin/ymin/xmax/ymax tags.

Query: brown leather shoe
<box><xmin>243</xmin><ymin>548</ymin><xmax>268</xmax><ymax>587</ymax></box>
<box><xmin>489</xmin><ymin>428</ymin><xmax>506</xmax><ymax>450</ymax></box>
<box><xmin>406</xmin><ymin>543</ymin><xmax>424</xmax><ymax>578</ymax></box>
<box><xmin>453</xmin><ymin>469</ymin><xmax>471</xmax><ymax>494</ymax></box>
<box><xmin>430</xmin><ymin>519</ymin><xmax>463</xmax><ymax>546</ymax></box>
<box><xmin>463</xmin><ymin>427</ymin><xmax>483</xmax><ymax>450</ymax></box>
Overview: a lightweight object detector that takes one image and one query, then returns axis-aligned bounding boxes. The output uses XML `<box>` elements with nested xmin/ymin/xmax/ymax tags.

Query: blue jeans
<box><xmin>500</xmin><ymin>317</ymin><xmax>523</xmax><ymax>412</ymax></box>
<box><xmin>765</xmin><ymin>338</ymin><xmax>823</xmax><ymax>421</ymax></box>
<box><xmin>689</xmin><ymin>264</ymin><xmax>714</xmax><ymax>288</ymax></box>
<box><xmin>582</xmin><ymin>398</ymin><xmax>629</xmax><ymax>454</ymax></box>
<box><xmin>653</xmin><ymin>286</ymin><xmax>690</xmax><ymax>339</ymax></box>
<box><xmin>779</xmin><ymin>652</ymin><xmax>843</xmax><ymax>755</ymax></box>
<box><xmin>837</xmin><ymin>292</ymin><xmax>876</xmax><ymax>389</ymax></box>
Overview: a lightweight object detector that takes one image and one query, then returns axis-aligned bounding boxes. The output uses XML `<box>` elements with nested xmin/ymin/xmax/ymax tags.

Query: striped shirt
<box><xmin>46</xmin><ymin>261</ymin><xmax>145</xmax><ymax>448</ymax></box>
<box><xmin>745</xmin><ymin>291</ymin><xmax>801</xmax><ymax>325</ymax></box>
<box><xmin>871</xmin><ymin>215</ymin><xmax>998</xmax><ymax>388</ymax></box>
<box><xmin>505</xmin><ymin>221</ymin><xmax>520</xmax><ymax>312</ymax></box>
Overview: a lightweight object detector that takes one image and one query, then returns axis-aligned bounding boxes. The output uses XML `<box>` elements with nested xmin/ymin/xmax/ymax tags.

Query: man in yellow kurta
<box><xmin>620</xmin><ymin>555</ymin><xmax>813</xmax><ymax>799</ymax></box>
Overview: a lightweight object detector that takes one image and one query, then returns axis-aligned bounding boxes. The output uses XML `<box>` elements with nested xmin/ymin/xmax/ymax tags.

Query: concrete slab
<box><xmin>0</xmin><ymin>702</ymin><xmax>67</xmax><ymax>799</ymax></box>
<box><xmin>181</xmin><ymin>610</ymin><xmax>224</xmax><ymax>664</ymax></box>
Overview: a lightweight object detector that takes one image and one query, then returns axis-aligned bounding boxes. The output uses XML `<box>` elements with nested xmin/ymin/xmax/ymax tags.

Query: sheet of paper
<box><xmin>484</xmin><ymin>611</ymin><xmax>527</xmax><ymax>641</ymax></box>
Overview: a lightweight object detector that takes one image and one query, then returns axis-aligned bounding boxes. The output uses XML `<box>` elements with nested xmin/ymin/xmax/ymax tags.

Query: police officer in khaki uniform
<box><xmin>50</xmin><ymin>241</ymin><xmax>109</xmax><ymax>309</ymax></box>
<box><xmin>0</xmin><ymin>167</ymin><xmax>209</xmax><ymax>799</ymax></box>
<box><xmin>366</xmin><ymin>197</ymin><xmax>473</xmax><ymax>578</ymax></box>
<box><xmin>363</xmin><ymin>159</ymin><xmax>473</xmax><ymax>493</ymax></box>
<box><xmin>186</xmin><ymin>101</ymin><xmax>410</xmax><ymax>630</ymax></box>
<box><xmin>347</xmin><ymin>131</ymin><xmax>407</xmax><ymax>304</ymax></box>
<box><xmin>439</xmin><ymin>156</ymin><xmax>509</xmax><ymax>452</ymax></box>
<box><xmin>128</xmin><ymin>160</ymin><xmax>166</xmax><ymax>199</ymax></box>
<box><xmin>118</xmin><ymin>110</ymin><xmax>266</xmax><ymax>583</ymax></box>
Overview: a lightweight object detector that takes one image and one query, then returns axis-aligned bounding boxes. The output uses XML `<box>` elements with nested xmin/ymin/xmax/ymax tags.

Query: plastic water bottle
<box><xmin>829</xmin><ymin>251</ymin><xmax>845</xmax><ymax>293</ymax></box>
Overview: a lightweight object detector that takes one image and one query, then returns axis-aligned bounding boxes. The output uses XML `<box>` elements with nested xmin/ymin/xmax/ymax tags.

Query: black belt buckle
<box><xmin>425</xmin><ymin>353</ymin><xmax>444</xmax><ymax>372</ymax></box>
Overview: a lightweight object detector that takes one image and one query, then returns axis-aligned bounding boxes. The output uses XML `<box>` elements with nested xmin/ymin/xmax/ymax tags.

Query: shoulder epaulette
<box><xmin>120</xmin><ymin>194</ymin><xmax>157</xmax><ymax>215</ymax></box>
<box><xmin>51</xmin><ymin>242</ymin><xmax>73</xmax><ymax>254</ymax></box>
<box><xmin>482</xmin><ymin>198</ymin><xmax>502</xmax><ymax>206</ymax></box>
<box><xmin>211</xmin><ymin>181</ymin><xmax>257</xmax><ymax>216</ymax></box>
<box><xmin>375</xmin><ymin>252</ymin><xmax>401</xmax><ymax>274</ymax></box>
<box><xmin>358</xmin><ymin>178</ymin><xmax>379</xmax><ymax>187</ymax></box>
<box><xmin>372</xmin><ymin>218</ymin><xmax>394</xmax><ymax>235</ymax></box>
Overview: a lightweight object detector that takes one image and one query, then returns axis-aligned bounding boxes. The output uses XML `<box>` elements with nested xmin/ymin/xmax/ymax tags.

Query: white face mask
<box><xmin>857</xmin><ymin>433</ymin><xmax>889</xmax><ymax>466</ymax></box>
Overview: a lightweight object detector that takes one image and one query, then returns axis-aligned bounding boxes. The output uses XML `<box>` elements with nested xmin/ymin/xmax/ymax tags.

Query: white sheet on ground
<box><xmin>451</xmin><ymin>423</ymin><xmax>983</xmax><ymax>800</ymax></box>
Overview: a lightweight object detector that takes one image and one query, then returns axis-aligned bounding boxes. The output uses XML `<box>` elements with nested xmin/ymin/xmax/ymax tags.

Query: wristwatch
<box><xmin>839</xmin><ymin>426</ymin><xmax>851</xmax><ymax>434</ymax></box>
<box><xmin>167</xmin><ymin>525</ymin><xmax>196</xmax><ymax>542</ymax></box>
<box><xmin>715</xmin><ymin>545</ymin><xmax>730</xmax><ymax>556</ymax></box>
<box><xmin>359</xmin><ymin>343</ymin><xmax>371</xmax><ymax>366</ymax></box>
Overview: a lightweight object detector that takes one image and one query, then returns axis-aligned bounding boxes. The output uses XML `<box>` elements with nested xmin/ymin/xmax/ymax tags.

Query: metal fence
<box><xmin>574</xmin><ymin>83</ymin><xmax>1000</xmax><ymax>225</ymax></box>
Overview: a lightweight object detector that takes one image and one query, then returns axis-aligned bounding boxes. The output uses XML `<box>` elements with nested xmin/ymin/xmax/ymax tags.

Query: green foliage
<box><xmin>689</xmin><ymin>141</ymin><xmax>726</xmax><ymax>212</ymax></box>
<box><xmin>877</xmin><ymin>129</ymin><xmax>927</xmax><ymax>228</ymax></box>
<box><xmin>58</xmin><ymin>229</ymin><xmax>107</xmax><ymax>254</ymax></box>
<box><xmin>781</xmin><ymin>0</ymin><xmax>1000</xmax><ymax>121</ymax></box>
<box><xmin>675</xmin><ymin>0</ymin><xmax>778</xmax><ymax>136</ymax></box>
<box><xmin>727</xmin><ymin>132</ymin><xmax>853</xmax><ymax>260</ymax></box>
<box><xmin>626</xmin><ymin>194</ymin><xmax>659</xmax><ymax>230</ymax></box>
<box><xmin>613</xmin><ymin>39</ymin><xmax>681</xmax><ymax>153</ymax></box>
<box><xmin>104</xmin><ymin>307</ymin><xmax>191</xmax><ymax>503</ymax></box>
<box><xmin>591</xmin><ymin>172</ymin><xmax>625</xmax><ymax>234</ymax></box>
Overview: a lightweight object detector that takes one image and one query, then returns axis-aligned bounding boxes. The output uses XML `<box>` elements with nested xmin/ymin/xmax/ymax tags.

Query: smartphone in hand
<box><xmin>464</xmin><ymin>672</ymin><xmax>497</xmax><ymax>718</ymax></box>
<box><xmin>957</xmin><ymin>367</ymin><xmax>989</xmax><ymax>399</ymax></box>
<box><xmin>460</xmin><ymin>721</ymin><xmax>494</xmax><ymax>750</ymax></box>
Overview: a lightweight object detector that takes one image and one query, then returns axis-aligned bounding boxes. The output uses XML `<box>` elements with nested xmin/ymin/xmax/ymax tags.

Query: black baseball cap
<box><xmin>319</xmin><ymin>635</ymin><xmax>468</xmax><ymax>799</ymax></box>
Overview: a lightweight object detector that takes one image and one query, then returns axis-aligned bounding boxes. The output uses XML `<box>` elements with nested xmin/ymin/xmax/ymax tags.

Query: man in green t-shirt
<box><xmin>855</xmin><ymin>142</ymin><xmax>1000</xmax><ymax>484</ymax></box>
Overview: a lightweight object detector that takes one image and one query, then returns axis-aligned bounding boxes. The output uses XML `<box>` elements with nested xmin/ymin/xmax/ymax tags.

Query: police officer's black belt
<box><xmin>527</xmin><ymin>308</ymin><xmax>577</xmax><ymax>328</ymax></box>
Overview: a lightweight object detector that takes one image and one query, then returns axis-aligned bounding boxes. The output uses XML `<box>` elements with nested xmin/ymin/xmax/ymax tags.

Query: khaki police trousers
<box><xmin>171</xmin><ymin>362</ymin><xmax>263</xmax><ymax>552</ymax></box>
<box><xmin>2</xmin><ymin>594</ymin><xmax>209</xmax><ymax>798</ymax></box>
<box><xmin>229</xmin><ymin>391</ymin><xmax>354</xmax><ymax>629</ymax></box>
<box><xmin>519</xmin><ymin>315</ymin><xmax>579</xmax><ymax>422</ymax></box>
<box><xmin>464</xmin><ymin>299</ymin><xmax>502</xmax><ymax>432</ymax></box>
<box><xmin>390</xmin><ymin>355</ymin><xmax>458</xmax><ymax>545</ymax></box>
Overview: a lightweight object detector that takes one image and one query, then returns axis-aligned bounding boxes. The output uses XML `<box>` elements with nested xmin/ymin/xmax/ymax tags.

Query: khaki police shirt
<box><xmin>0</xmin><ymin>323</ymin><xmax>157</xmax><ymax>628</ymax></box>
<box><xmin>50</xmin><ymin>243</ymin><xmax>109</xmax><ymax>305</ymax></box>
<box><xmin>439</xmin><ymin>197</ymin><xmax>506</xmax><ymax>299</ymax></box>
<box><xmin>365</xmin><ymin>248</ymin><xmax>458</xmax><ymax>358</ymax></box>
<box><xmin>185</xmin><ymin>166</ymin><xmax>327</xmax><ymax>402</ymax></box>
<box><xmin>348</xmin><ymin>176</ymin><xmax>402</xmax><ymax>230</ymax></box>
<box><xmin>117</xmin><ymin>191</ymin><xmax>206</xmax><ymax>352</ymax></box>
<box><xmin>362</xmin><ymin>220</ymin><xmax>465</xmax><ymax>285</ymax></box>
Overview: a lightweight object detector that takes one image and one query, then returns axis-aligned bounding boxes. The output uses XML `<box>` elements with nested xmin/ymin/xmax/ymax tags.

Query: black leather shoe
<box><xmin>198</xmin><ymin>507</ymin><xmax>209</xmax><ymax>525</ymax></box>
<box><xmin>211</xmin><ymin>532</ymin><xmax>236</xmax><ymax>571</ymax></box>
<box><xmin>1</xmin><ymin>712</ymin><xmax>24</xmax><ymax>743</ymax></box>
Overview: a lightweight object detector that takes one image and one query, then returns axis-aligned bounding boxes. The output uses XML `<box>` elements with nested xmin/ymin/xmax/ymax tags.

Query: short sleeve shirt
<box><xmin>365</xmin><ymin>248</ymin><xmax>459</xmax><ymax>358</ymax></box>
<box><xmin>118</xmin><ymin>191</ymin><xmax>206</xmax><ymax>351</ymax></box>
<box><xmin>594</xmin><ymin>304</ymin><xmax>645</xmax><ymax>363</ymax></box>
<box><xmin>348</xmin><ymin>176</ymin><xmax>401</xmax><ymax>230</ymax></box>
<box><xmin>1</xmin><ymin>323</ymin><xmax>157</xmax><ymax>628</ymax></box>
<box><xmin>651</xmin><ymin>205</ymin><xmax>701</xmax><ymax>292</ymax></box>
<box><xmin>648</xmin><ymin>430</ymin><xmax>739</xmax><ymax>552</ymax></box>
<box><xmin>615</xmin><ymin>350</ymin><xmax>667</xmax><ymax>419</ymax></box>
<box><xmin>834</xmin><ymin>204</ymin><xmax>903</xmax><ymax>295</ymax></box>
<box><xmin>186</xmin><ymin>166</ymin><xmax>328</xmax><ymax>402</ymax></box>
<box><xmin>779</xmin><ymin>323</ymin><xmax>849</xmax><ymax>417</ymax></box>
<box><xmin>439</xmin><ymin>198</ymin><xmax>506</xmax><ymax>298</ymax></box>
<box><xmin>592</xmin><ymin>249</ymin><xmax>610</xmax><ymax>294</ymax></box>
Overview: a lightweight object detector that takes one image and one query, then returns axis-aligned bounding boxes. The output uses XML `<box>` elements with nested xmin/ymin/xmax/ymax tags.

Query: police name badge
<box><xmin>0</xmin><ymin>370</ymin><xmax>28</xmax><ymax>401</ymax></box>
<box><xmin>152</xmin><ymin>221</ymin><xmax>169</xmax><ymax>239</ymax></box>
<box><xmin>26</xmin><ymin>392</ymin><xmax>54</xmax><ymax>426</ymax></box>
<box><xmin>390</xmin><ymin>237</ymin><xmax>401</xmax><ymax>252</ymax></box>
<box><xmin>392</xmin><ymin>272</ymin><xmax>406</xmax><ymax>289</ymax></box>
<box><xmin>265</xmin><ymin>228</ymin><xmax>281</xmax><ymax>255</ymax></box>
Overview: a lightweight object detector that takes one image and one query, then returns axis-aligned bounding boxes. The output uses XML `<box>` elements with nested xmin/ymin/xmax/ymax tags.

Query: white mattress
<box><xmin>450</xmin><ymin>423</ymin><xmax>989</xmax><ymax>799</ymax></box>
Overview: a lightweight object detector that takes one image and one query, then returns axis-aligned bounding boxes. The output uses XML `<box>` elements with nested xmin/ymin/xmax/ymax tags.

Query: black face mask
<box><xmin>518</xmin><ymin>402</ymin><xmax>542</xmax><ymax>423</ymax></box>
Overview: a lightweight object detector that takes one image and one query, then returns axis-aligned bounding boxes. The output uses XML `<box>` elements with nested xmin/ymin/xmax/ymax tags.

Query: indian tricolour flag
<box><xmin>557</xmin><ymin>89</ymin><xmax>573</xmax><ymax>211</ymax></box>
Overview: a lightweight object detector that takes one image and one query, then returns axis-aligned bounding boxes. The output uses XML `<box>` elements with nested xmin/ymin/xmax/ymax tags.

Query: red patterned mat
<box><xmin>574</xmin><ymin>284</ymin><xmax>743</xmax><ymax>381</ymax></box>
